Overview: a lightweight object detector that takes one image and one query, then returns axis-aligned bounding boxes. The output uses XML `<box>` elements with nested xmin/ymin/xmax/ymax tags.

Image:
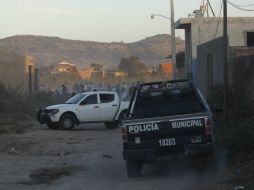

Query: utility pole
<box><xmin>223</xmin><ymin>0</ymin><xmax>228</xmax><ymax>122</ymax></box>
<box><xmin>170</xmin><ymin>0</ymin><xmax>176</xmax><ymax>80</ymax></box>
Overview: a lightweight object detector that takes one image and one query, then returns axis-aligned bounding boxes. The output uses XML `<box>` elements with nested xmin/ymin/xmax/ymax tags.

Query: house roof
<box><xmin>175</xmin><ymin>17</ymin><xmax>254</xmax><ymax>29</ymax></box>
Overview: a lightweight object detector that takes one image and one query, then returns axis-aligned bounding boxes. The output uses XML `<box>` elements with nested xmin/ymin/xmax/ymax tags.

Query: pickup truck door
<box><xmin>78</xmin><ymin>94</ymin><xmax>100</xmax><ymax>122</ymax></box>
<box><xmin>99</xmin><ymin>93</ymin><xmax>119</xmax><ymax>121</ymax></box>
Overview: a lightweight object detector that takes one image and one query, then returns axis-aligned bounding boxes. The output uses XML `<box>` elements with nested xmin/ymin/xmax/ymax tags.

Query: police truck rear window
<box><xmin>132</xmin><ymin>88</ymin><xmax>204</xmax><ymax>118</ymax></box>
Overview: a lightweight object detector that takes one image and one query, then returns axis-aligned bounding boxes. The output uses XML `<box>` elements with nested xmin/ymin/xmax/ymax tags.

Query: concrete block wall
<box><xmin>0</xmin><ymin>49</ymin><xmax>33</xmax><ymax>94</ymax></box>
<box><xmin>176</xmin><ymin>17</ymin><xmax>254</xmax><ymax>81</ymax></box>
<box><xmin>196</xmin><ymin>37</ymin><xmax>224</xmax><ymax>95</ymax></box>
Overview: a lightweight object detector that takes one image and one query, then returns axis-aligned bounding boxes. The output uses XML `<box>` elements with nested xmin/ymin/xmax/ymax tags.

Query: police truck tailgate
<box><xmin>122</xmin><ymin>112</ymin><xmax>212</xmax><ymax>152</ymax></box>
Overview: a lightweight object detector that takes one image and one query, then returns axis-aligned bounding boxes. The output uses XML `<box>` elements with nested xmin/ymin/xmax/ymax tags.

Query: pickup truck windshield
<box><xmin>132</xmin><ymin>88</ymin><xmax>204</xmax><ymax>118</ymax></box>
<box><xmin>65</xmin><ymin>94</ymin><xmax>87</xmax><ymax>104</ymax></box>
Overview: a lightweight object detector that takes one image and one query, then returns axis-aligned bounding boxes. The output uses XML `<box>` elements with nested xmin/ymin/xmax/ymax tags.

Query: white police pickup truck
<box><xmin>37</xmin><ymin>91</ymin><xmax>129</xmax><ymax>130</ymax></box>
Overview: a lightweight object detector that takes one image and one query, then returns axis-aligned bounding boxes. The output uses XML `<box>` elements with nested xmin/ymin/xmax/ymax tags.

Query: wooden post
<box><xmin>28</xmin><ymin>65</ymin><xmax>32</xmax><ymax>95</ymax></box>
<box><xmin>34</xmin><ymin>68</ymin><xmax>39</xmax><ymax>92</ymax></box>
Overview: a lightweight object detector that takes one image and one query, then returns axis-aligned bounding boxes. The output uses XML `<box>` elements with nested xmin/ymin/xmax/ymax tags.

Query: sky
<box><xmin>0</xmin><ymin>0</ymin><xmax>253</xmax><ymax>42</ymax></box>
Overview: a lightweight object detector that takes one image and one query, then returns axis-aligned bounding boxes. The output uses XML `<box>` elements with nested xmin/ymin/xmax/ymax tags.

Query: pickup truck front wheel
<box><xmin>126</xmin><ymin>160</ymin><xmax>142</xmax><ymax>178</ymax></box>
<box><xmin>46</xmin><ymin>121</ymin><xmax>60</xmax><ymax>130</ymax></box>
<box><xmin>59</xmin><ymin>114</ymin><xmax>76</xmax><ymax>130</ymax></box>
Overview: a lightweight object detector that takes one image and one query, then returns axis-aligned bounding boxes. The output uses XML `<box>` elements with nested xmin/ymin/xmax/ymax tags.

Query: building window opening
<box><xmin>247</xmin><ymin>32</ymin><xmax>254</xmax><ymax>47</ymax></box>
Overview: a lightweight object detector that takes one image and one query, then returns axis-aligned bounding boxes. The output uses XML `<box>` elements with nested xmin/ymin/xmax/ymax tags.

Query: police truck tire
<box><xmin>59</xmin><ymin>114</ymin><xmax>75</xmax><ymax>130</ymax></box>
<box><xmin>126</xmin><ymin>160</ymin><xmax>142</xmax><ymax>178</ymax></box>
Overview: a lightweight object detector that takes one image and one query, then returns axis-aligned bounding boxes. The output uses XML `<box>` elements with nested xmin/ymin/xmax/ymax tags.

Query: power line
<box><xmin>207</xmin><ymin>0</ymin><xmax>216</xmax><ymax>17</ymax></box>
<box><xmin>203</xmin><ymin>1</ymin><xmax>222</xmax><ymax>53</ymax></box>
<box><xmin>236</xmin><ymin>3</ymin><xmax>254</xmax><ymax>7</ymax></box>
<box><xmin>228</xmin><ymin>0</ymin><xmax>254</xmax><ymax>11</ymax></box>
<box><xmin>198</xmin><ymin>0</ymin><xmax>222</xmax><ymax>42</ymax></box>
<box><xmin>196</xmin><ymin>0</ymin><xmax>223</xmax><ymax>55</ymax></box>
<box><xmin>228</xmin><ymin>0</ymin><xmax>254</xmax><ymax>7</ymax></box>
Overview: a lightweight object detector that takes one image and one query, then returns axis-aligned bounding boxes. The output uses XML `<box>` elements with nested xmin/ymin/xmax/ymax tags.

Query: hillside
<box><xmin>0</xmin><ymin>34</ymin><xmax>184</xmax><ymax>68</ymax></box>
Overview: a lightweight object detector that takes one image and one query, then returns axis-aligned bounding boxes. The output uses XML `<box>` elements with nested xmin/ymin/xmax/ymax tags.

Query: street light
<box><xmin>151</xmin><ymin>14</ymin><xmax>171</xmax><ymax>20</ymax></box>
<box><xmin>151</xmin><ymin>3</ymin><xmax>176</xmax><ymax>80</ymax></box>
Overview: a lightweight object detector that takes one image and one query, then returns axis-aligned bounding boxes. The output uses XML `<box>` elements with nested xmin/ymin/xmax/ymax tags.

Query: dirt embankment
<box><xmin>0</xmin><ymin>123</ymin><xmax>240</xmax><ymax>190</ymax></box>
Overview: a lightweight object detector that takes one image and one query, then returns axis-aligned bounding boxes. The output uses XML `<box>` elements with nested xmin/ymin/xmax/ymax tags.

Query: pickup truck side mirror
<box><xmin>80</xmin><ymin>100</ymin><xmax>87</xmax><ymax>106</ymax></box>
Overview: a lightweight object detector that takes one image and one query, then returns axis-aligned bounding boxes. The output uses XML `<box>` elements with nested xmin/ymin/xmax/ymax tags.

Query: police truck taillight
<box><xmin>122</xmin><ymin>126</ymin><xmax>128</xmax><ymax>142</ymax></box>
<box><xmin>205</xmin><ymin>118</ymin><xmax>212</xmax><ymax>135</ymax></box>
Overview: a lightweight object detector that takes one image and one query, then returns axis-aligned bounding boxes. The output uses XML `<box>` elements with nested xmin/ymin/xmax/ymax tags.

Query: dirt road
<box><xmin>0</xmin><ymin>123</ymin><xmax>233</xmax><ymax>190</ymax></box>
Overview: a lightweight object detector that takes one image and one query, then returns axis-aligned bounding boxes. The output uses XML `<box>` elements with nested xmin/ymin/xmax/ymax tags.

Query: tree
<box><xmin>118</xmin><ymin>56</ymin><xmax>147</xmax><ymax>77</ymax></box>
<box><xmin>90</xmin><ymin>63</ymin><xmax>103</xmax><ymax>71</ymax></box>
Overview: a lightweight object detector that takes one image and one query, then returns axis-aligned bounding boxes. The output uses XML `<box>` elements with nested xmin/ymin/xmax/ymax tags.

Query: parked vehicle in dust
<box><xmin>37</xmin><ymin>91</ymin><xmax>129</xmax><ymax>130</ymax></box>
<box><xmin>121</xmin><ymin>80</ymin><xmax>216</xmax><ymax>178</ymax></box>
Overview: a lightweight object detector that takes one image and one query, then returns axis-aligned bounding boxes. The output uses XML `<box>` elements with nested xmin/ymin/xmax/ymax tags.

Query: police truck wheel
<box><xmin>59</xmin><ymin>114</ymin><xmax>75</xmax><ymax>130</ymax></box>
<box><xmin>126</xmin><ymin>160</ymin><xmax>142</xmax><ymax>178</ymax></box>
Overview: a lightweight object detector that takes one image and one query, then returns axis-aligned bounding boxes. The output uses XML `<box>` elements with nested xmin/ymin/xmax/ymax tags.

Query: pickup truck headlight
<box><xmin>47</xmin><ymin>109</ymin><xmax>59</xmax><ymax>115</ymax></box>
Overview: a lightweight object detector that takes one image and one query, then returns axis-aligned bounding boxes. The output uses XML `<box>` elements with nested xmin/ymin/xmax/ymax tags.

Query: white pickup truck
<box><xmin>37</xmin><ymin>91</ymin><xmax>129</xmax><ymax>130</ymax></box>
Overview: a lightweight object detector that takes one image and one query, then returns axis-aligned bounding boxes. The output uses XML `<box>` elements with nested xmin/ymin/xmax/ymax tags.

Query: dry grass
<box><xmin>209</xmin><ymin>85</ymin><xmax>254</xmax><ymax>189</ymax></box>
<box><xmin>0</xmin><ymin>82</ymin><xmax>55</xmax><ymax>134</ymax></box>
